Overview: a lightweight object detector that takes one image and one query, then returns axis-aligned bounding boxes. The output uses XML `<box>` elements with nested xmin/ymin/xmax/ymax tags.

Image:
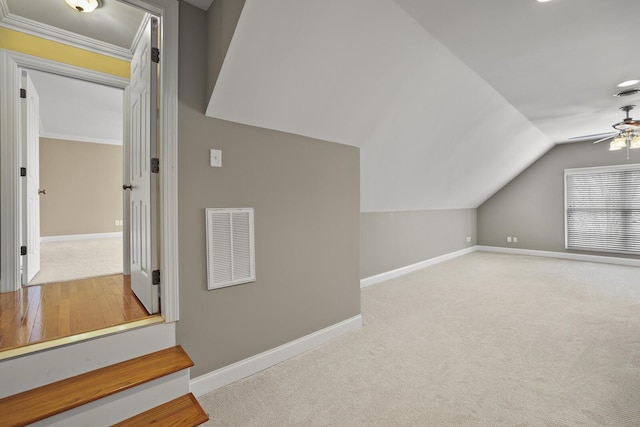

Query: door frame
<box><xmin>0</xmin><ymin>0</ymin><xmax>179</xmax><ymax>322</ymax></box>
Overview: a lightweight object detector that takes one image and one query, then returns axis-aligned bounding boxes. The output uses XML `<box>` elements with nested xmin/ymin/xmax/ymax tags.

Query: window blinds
<box><xmin>565</xmin><ymin>165</ymin><xmax>640</xmax><ymax>254</ymax></box>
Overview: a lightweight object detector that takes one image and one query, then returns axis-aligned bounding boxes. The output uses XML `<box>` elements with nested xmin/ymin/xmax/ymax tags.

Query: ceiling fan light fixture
<box><xmin>609</xmin><ymin>136</ymin><xmax>627</xmax><ymax>151</ymax></box>
<box><xmin>630</xmin><ymin>134</ymin><xmax>640</xmax><ymax>149</ymax></box>
<box><xmin>614</xmin><ymin>88</ymin><xmax>640</xmax><ymax>98</ymax></box>
<box><xmin>64</xmin><ymin>0</ymin><xmax>100</xmax><ymax>13</ymax></box>
<box><xmin>618</xmin><ymin>79</ymin><xmax>640</xmax><ymax>88</ymax></box>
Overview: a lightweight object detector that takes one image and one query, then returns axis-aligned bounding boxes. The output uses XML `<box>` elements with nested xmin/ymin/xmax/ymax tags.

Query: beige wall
<box><xmin>478</xmin><ymin>140</ymin><xmax>640</xmax><ymax>259</ymax></box>
<box><xmin>176</xmin><ymin>2</ymin><xmax>361</xmax><ymax>378</ymax></box>
<box><xmin>361</xmin><ymin>209</ymin><xmax>476</xmax><ymax>278</ymax></box>
<box><xmin>39</xmin><ymin>138</ymin><xmax>122</xmax><ymax>236</ymax></box>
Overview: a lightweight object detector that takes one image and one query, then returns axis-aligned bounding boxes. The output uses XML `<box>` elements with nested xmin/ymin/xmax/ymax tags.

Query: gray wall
<box><xmin>39</xmin><ymin>138</ymin><xmax>122</xmax><ymax>236</ymax></box>
<box><xmin>361</xmin><ymin>209</ymin><xmax>476</xmax><ymax>278</ymax></box>
<box><xmin>176</xmin><ymin>2</ymin><xmax>361</xmax><ymax>378</ymax></box>
<box><xmin>478</xmin><ymin>140</ymin><xmax>640</xmax><ymax>259</ymax></box>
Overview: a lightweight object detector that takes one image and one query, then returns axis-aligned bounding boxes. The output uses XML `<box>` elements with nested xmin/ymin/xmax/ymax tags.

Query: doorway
<box><xmin>23</xmin><ymin>69</ymin><xmax>126</xmax><ymax>287</ymax></box>
<box><xmin>0</xmin><ymin>0</ymin><xmax>179</xmax><ymax>358</ymax></box>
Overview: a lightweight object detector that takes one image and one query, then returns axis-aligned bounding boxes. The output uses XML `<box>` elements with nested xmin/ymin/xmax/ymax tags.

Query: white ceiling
<box><xmin>4</xmin><ymin>0</ymin><xmax>640</xmax><ymax>211</ymax></box>
<box><xmin>27</xmin><ymin>69</ymin><xmax>124</xmax><ymax>146</ymax></box>
<box><xmin>394</xmin><ymin>0</ymin><xmax>640</xmax><ymax>144</ymax></box>
<box><xmin>1</xmin><ymin>0</ymin><xmax>147</xmax><ymax>58</ymax></box>
<box><xmin>0</xmin><ymin>0</ymin><xmax>134</xmax><ymax>145</ymax></box>
<box><xmin>207</xmin><ymin>0</ymin><xmax>640</xmax><ymax>211</ymax></box>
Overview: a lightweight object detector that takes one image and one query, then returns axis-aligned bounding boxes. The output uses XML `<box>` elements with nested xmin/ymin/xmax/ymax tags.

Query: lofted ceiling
<box><xmin>3</xmin><ymin>0</ymin><xmax>640</xmax><ymax>211</ymax></box>
<box><xmin>207</xmin><ymin>0</ymin><xmax>640</xmax><ymax>212</ymax></box>
<box><xmin>393</xmin><ymin>0</ymin><xmax>640</xmax><ymax>144</ymax></box>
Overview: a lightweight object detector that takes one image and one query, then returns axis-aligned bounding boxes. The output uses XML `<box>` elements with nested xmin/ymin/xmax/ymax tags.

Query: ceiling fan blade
<box><xmin>593</xmin><ymin>135</ymin><xmax>616</xmax><ymax>144</ymax></box>
<box><xmin>569</xmin><ymin>132</ymin><xmax>615</xmax><ymax>140</ymax></box>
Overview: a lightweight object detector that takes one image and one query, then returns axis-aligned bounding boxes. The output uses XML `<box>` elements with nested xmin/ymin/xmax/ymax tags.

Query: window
<box><xmin>565</xmin><ymin>164</ymin><xmax>640</xmax><ymax>254</ymax></box>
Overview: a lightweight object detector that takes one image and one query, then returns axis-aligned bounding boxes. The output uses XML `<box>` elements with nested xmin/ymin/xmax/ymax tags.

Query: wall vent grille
<box><xmin>206</xmin><ymin>208</ymin><xmax>255</xmax><ymax>290</ymax></box>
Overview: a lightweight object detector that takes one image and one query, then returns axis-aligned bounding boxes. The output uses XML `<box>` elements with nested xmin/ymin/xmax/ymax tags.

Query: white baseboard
<box><xmin>190</xmin><ymin>314</ymin><xmax>363</xmax><ymax>398</ymax></box>
<box><xmin>477</xmin><ymin>246</ymin><xmax>640</xmax><ymax>267</ymax></box>
<box><xmin>41</xmin><ymin>232</ymin><xmax>123</xmax><ymax>243</ymax></box>
<box><xmin>360</xmin><ymin>246</ymin><xmax>477</xmax><ymax>288</ymax></box>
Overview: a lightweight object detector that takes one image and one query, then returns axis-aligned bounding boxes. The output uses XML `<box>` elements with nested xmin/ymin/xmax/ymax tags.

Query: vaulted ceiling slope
<box><xmin>394</xmin><ymin>0</ymin><xmax>640</xmax><ymax>145</ymax></box>
<box><xmin>206</xmin><ymin>0</ymin><xmax>636</xmax><ymax>212</ymax></box>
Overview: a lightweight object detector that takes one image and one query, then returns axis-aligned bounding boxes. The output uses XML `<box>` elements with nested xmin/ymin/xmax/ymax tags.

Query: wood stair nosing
<box><xmin>112</xmin><ymin>393</ymin><xmax>209</xmax><ymax>426</ymax></box>
<box><xmin>0</xmin><ymin>345</ymin><xmax>193</xmax><ymax>427</ymax></box>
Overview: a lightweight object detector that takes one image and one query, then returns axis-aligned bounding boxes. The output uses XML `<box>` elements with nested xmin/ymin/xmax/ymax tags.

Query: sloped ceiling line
<box><xmin>206</xmin><ymin>0</ymin><xmax>553</xmax><ymax>211</ymax></box>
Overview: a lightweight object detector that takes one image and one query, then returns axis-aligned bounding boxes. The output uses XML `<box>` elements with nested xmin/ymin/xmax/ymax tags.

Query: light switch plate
<box><xmin>210</xmin><ymin>149</ymin><xmax>222</xmax><ymax>167</ymax></box>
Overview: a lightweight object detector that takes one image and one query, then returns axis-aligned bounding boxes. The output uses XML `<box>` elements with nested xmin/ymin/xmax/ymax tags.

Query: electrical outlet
<box><xmin>115</xmin><ymin>220</ymin><xmax>119</xmax><ymax>226</ymax></box>
<box><xmin>466</xmin><ymin>236</ymin><xmax>471</xmax><ymax>242</ymax></box>
<box><xmin>513</xmin><ymin>237</ymin><xmax>518</xmax><ymax>243</ymax></box>
<box><xmin>507</xmin><ymin>236</ymin><xmax>512</xmax><ymax>243</ymax></box>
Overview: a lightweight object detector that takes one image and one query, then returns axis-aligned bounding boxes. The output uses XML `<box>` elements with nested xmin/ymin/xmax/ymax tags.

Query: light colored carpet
<box><xmin>29</xmin><ymin>238</ymin><xmax>123</xmax><ymax>285</ymax></box>
<box><xmin>198</xmin><ymin>252</ymin><xmax>640</xmax><ymax>426</ymax></box>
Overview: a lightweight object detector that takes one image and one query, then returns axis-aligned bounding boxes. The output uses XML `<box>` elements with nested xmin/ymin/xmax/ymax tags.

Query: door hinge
<box><xmin>151</xmin><ymin>47</ymin><xmax>160</xmax><ymax>64</ymax></box>
<box><xmin>20</xmin><ymin>88</ymin><xmax>26</xmax><ymax>98</ymax></box>
<box><xmin>152</xmin><ymin>269</ymin><xmax>160</xmax><ymax>285</ymax></box>
<box><xmin>20</xmin><ymin>246</ymin><xmax>27</xmax><ymax>256</ymax></box>
<box><xmin>151</xmin><ymin>157</ymin><xmax>159</xmax><ymax>173</ymax></box>
<box><xmin>20</xmin><ymin>167</ymin><xmax>26</xmax><ymax>177</ymax></box>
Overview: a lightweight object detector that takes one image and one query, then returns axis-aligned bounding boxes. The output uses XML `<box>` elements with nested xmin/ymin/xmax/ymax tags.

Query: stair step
<box><xmin>0</xmin><ymin>345</ymin><xmax>193</xmax><ymax>427</ymax></box>
<box><xmin>113</xmin><ymin>393</ymin><xmax>209</xmax><ymax>426</ymax></box>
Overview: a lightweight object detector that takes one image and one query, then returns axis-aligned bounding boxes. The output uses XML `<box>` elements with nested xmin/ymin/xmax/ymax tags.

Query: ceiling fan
<box><xmin>571</xmin><ymin>105</ymin><xmax>640</xmax><ymax>159</ymax></box>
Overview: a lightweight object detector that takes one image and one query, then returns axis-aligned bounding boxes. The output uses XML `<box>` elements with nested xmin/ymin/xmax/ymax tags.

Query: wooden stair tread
<box><xmin>113</xmin><ymin>393</ymin><xmax>209</xmax><ymax>426</ymax></box>
<box><xmin>0</xmin><ymin>345</ymin><xmax>193</xmax><ymax>427</ymax></box>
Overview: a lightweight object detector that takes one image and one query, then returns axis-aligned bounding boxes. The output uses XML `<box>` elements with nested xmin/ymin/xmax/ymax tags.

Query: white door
<box><xmin>21</xmin><ymin>71</ymin><xmax>41</xmax><ymax>285</ymax></box>
<box><xmin>129</xmin><ymin>17</ymin><xmax>159</xmax><ymax>314</ymax></box>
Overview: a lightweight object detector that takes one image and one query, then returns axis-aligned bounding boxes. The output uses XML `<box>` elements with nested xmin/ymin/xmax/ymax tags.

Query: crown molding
<box><xmin>0</xmin><ymin>0</ymin><xmax>135</xmax><ymax>61</ymax></box>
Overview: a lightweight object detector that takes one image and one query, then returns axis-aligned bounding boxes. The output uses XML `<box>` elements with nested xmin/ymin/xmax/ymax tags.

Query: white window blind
<box><xmin>565</xmin><ymin>164</ymin><xmax>640</xmax><ymax>254</ymax></box>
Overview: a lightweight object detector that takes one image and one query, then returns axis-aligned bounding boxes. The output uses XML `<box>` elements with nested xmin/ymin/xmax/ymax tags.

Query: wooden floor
<box><xmin>0</xmin><ymin>275</ymin><xmax>150</xmax><ymax>351</ymax></box>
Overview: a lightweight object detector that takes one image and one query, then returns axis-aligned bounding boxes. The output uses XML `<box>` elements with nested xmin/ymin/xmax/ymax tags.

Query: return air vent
<box><xmin>205</xmin><ymin>208</ymin><xmax>255</xmax><ymax>290</ymax></box>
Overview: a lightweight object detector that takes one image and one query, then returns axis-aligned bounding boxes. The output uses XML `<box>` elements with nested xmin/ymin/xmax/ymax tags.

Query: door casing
<box><xmin>0</xmin><ymin>0</ymin><xmax>179</xmax><ymax>322</ymax></box>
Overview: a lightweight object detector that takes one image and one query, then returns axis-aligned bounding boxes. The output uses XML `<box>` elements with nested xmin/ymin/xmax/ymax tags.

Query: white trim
<box><xmin>0</xmin><ymin>50</ymin><xmax>21</xmax><ymax>293</ymax></box>
<box><xmin>41</xmin><ymin>232</ymin><xmax>123</xmax><ymax>243</ymax></box>
<box><xmin>0</xmin><ymin>0</ymin><xmax>134</xmax><ymax>62</ymax></box>
<box><xmin>359</xmin><ymin>246</ymin><xmax>640</xmax><ymax>292</ymax></box>
<box><xmin>40</xmin><ymin>132</ymin><xmax>122</xmax><ymax>146</ymax></box>
<box><xmin>360</xmin><ymin>246</ymin><xmax>477</xmax><ymax>288</ymax></box>
<box><xmin>190</xmin><ymin>315</ymin><xmax>363</xmax><ymax>397</ymax></box>
<box><xmin>152</xmin><ymin>0</ymin><xmax>181</xmax><ymax>323</ymax></box>
<box><xmin>0</xmin><ymin>50</ymin><xmax>130</xmax><ymax>87</ymax></box>
<box><xmin>0</xmin><ymin>52</ymin><xmax>128</xmax><ymax>293</ymax></box>
<box><xmin>476</xmin><ymin>246</ymin><xmax>640</xmax><ymax>267</ymax></box>
<box><xmin>0</xmin><ymin>0</ymin><xmax>179</xmax><ymax>321</ymax></box>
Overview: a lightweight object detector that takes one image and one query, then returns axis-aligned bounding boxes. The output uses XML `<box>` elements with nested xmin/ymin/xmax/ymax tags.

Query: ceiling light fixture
<box><xmin>585</xmin><ymin>105</ymin><xmax>640</xmax><ymax>159</ymax></box>
<box><xmin>614</xmin><ymin>88</ymin><xmax>640</xmax><ymax>97</ymax></box>
<box><xmin>608</xmin><ymin>135</ymin><xmax>627</xmax><ymax>151</ymax></box>
<box><xmin>537</xmin><ymin>0</ymin><xmax>552</xmax><ymax>3</ymax></box>
<box><xmin>65</xmin><ymin>0</ymin><xmax>100</xmax><ymax>13</ymax></box>
<box><xmin>618</xmin><ymin>79</ymin><xmax>640</xmax><ymax>88</ymax></box>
